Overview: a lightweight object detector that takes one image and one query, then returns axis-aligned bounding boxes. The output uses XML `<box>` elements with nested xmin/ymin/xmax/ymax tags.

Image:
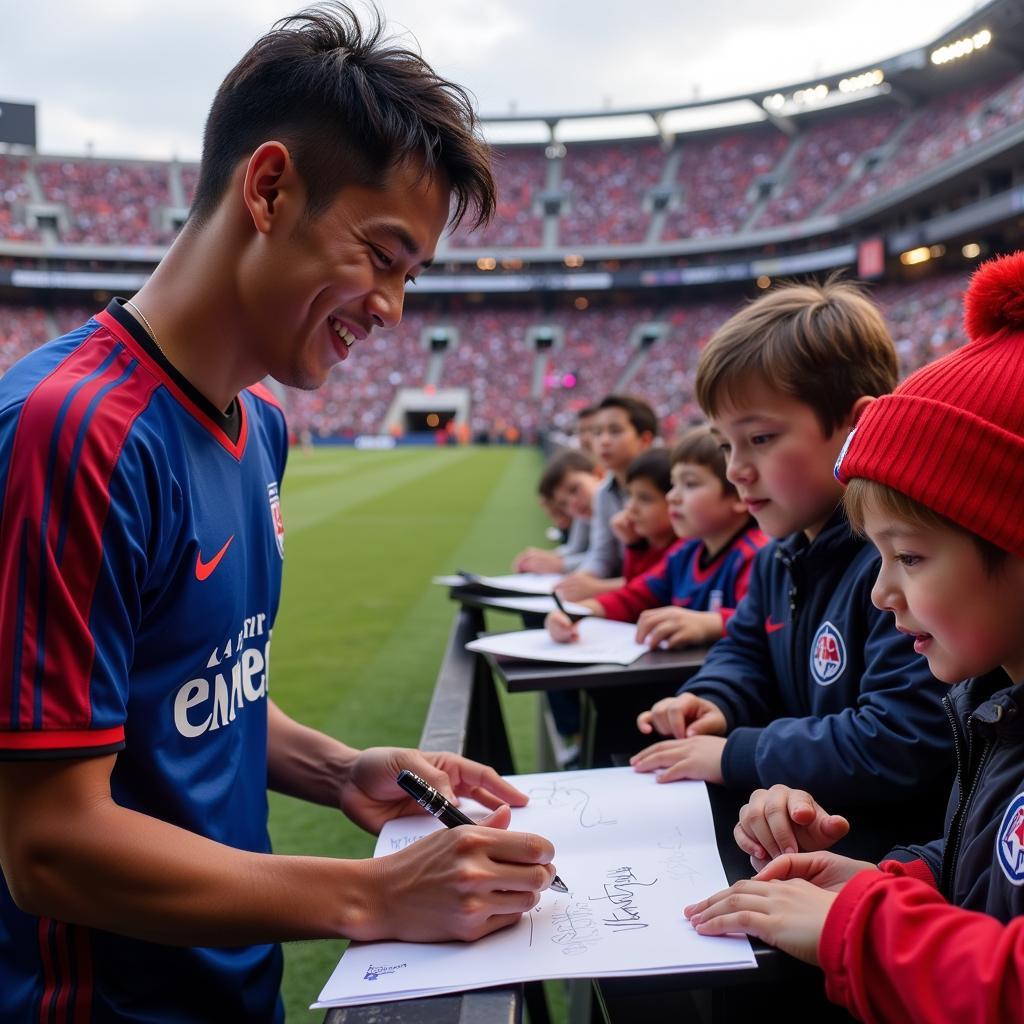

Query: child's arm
<box><xmin>818</xmin><ymin>865</ymin><xmax>1024</xmax><ymax>1024</ymax></box>
<box><xmin>513</xmin><ymin>547</ymin><xmax>565</xmax><ymax>573</ymax></box>
<box><xmin>555</xmin><ymin>572</ymin><xmax>626</xmax><ymax>601</ymax></box>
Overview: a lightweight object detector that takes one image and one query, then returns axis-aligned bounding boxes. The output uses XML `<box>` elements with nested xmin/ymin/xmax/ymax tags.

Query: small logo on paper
<box><xmin>364</xmin><ymin>962</ymin><xmax>407</xmax><ymax>982</ymax></box>
<box><xmin>997</xmin><ymin>794</ymin><xmax>1024</xmax><ymax>885</ymax></box>
<box><xmin>810</xmin><ymin>621</ymin><xmax>846</xmax><ymax>686</ymax></box>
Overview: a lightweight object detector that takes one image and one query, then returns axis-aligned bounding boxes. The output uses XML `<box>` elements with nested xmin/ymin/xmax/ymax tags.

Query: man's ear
<box><xmin>242</xmin><ymin>141</ymin><xmax>300</xmax><ymax>234</ymax></box>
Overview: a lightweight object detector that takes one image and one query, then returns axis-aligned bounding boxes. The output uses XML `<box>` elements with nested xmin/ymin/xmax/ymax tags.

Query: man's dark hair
<box><xmin>577</xmin><ymin>405</ymin><xmax>599</xmax><ymax>420</ymax></box>
<box><xmin>538</xmin><ymin>448</ymin><xmax>597</xmax><ymax>499</ymax></box>
<box><xmin>597</xmin><ymin>394</ymin><xmax>659</xmax><ymax>438</ymax></box>
<box><xmin>625</xmin><ymin>449</ymin><xmax>672</xmax><ymax>493</ymax></box>
<box><xmin>190</xmin><ymin>3</ymin><xmax>496</xmax><ymax>229</ymax></box>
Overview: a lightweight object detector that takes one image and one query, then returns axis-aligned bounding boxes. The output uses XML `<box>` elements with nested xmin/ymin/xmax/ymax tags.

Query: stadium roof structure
<box><xmin>478</xmin><ymin>0</ymin><xmax>1024</xmax><ymax>143</ymax></box>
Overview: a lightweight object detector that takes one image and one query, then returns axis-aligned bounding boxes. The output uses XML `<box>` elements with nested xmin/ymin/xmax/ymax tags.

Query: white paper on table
<box><xmin>313</xmin><ymin>767</ymin><xmax>755</xmax><ymax>1009</ymax></box>
<box><xmin>431</xmin><ymin>572</ymin><xmax>564</xmax><ymax>595</ymax></box>
<box><xmin>473</xmin><ymin>595</ymin><xmax>593</xmax><ymax>617</ymax></box>
<box><xmin>465</xmin><ymin>617</ymin><xmax>649</xmax><ymax>665</ymax></box>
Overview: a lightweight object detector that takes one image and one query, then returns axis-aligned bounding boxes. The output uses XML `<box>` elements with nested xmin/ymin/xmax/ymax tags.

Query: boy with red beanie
<box><xmin>684</xmin><ymin>251</ymin><xmax>1024</xmax><ymax>1024</ymax></box>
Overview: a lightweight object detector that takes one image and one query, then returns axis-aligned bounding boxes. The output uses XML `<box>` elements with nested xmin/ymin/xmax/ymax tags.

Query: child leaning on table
<box><xmin>629</xmin><ymin>277</ymin><xmax>953</xmax><ymax>862</ymax></box>
<box><xmin>546</xmin><ymin>426</ymin><xmax>767</xmax><ymax>649</ymax></box>
<box><xmin>686</xmin><ymin>252</ymin><xmax>1024</xmax><ymax>1024</ymax></box>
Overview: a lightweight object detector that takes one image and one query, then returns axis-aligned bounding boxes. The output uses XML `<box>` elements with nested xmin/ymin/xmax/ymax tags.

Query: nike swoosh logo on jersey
<box><xmin>195</xmin><ymin>535</ymin><xmax>234</xmax><ymax>581</ymax></box>
<box><xmin>765</xmin><ymin>616</ymin><xmax>786</xmax><ymax>634</ymax></box>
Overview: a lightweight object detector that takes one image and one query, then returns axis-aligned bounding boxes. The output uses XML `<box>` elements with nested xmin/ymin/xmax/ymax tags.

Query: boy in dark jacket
<box><xmin>631</xmin><ymin>278</ymin><xmax>953</xmax><ymax>861</ymax></box>
<box><xmin>688</xmin><ymin>251</ymin><xmax>1024</xmax><ymax>1024</ymax></box>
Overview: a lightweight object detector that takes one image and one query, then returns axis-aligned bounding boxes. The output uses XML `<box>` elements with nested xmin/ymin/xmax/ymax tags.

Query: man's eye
<box><xmin>371</xmin><ymin>246</ymin><xmax>393</xmax><ymax>268</ymax></box>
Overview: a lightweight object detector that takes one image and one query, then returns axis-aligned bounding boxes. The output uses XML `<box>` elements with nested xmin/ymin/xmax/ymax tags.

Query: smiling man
<box><xmin>0</xmin><ymin>7</ymin><xmax>560</xmax><ymax>1022</ymax></box>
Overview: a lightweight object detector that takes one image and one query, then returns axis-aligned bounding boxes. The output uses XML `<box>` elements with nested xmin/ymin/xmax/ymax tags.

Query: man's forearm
<box><xmin>266</xmin><ymin>698</ymin><xmax>358</xmax><ymax>808</ymax></box>
<box><xmin>11</xmin><ymin>797</ymin><xmax>374</xmax><ymax>947</ymax></box>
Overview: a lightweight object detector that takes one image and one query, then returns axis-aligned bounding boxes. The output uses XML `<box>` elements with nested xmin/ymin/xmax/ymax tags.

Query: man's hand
<box><xmin>545</xmin><ymin>610</ymin><xmax>579</xmax><ymax>643</ymax></box>
<box><xmin>513</xmin><ymin>547</ymin><xmax>564</xmax><ymax>574</ymax></box>
<box><xmin>636</xmin><ymin>693</ymin><xmax>727</xmax><ymax>738</ymax></box>
<box><xmin>735</xmin><ymin>785</ymin><xmax>851</xmax><ymax>871</ymax></box>
<box><xmin>629</xmin><ymin>736</ymin><xmax>726</xmax><ymax>784</ymax></box>
<box><xmin>683</xmin><ymin>875</ymin><xmax>839</xmax><ymax>966</ymax></box>
<box><xmin>340</xmin><ymin>748</ymin><xmax>528</xmax><ymax>835</ymax></box>
<box><xmin>609</xmin><ymin>509</ymin><xmax>641</xmax><ymax>546</ymax></box>
<box><xmin>357</xmin><ymin>804</ymin><xmax>557</xmax><ymax>942</ymax></box>
<box><xmin>635</xmin><ymin>608</ymin><xmax>723</xmax><ymax>649</ymax></box>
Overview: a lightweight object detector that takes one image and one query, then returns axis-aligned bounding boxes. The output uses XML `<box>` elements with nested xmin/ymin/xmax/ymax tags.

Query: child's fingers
<box><xmin>636</xmin><ymin>710</ymin><xmax>654</xmax><ymax>734</ymax></box>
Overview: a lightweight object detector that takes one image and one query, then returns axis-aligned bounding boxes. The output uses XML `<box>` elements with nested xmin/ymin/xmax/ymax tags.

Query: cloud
<box><xmin>0</xmin><ymin>0</ymin><xmax>978</xmax><ymax>158</ymax></box>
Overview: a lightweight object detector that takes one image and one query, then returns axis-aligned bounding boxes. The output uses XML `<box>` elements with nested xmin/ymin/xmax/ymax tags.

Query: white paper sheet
<box><xmin>313</xmin><ymin>767</ymin><xmax>754</xmax><ymax>1009</ymax></box>
<box><xmin>465</xmin><ymin>617</ymin><xmax>649</xmax><ymax>665</ymax></box>
<box><xmin>432</xmin><ymin>572</ymin><xmax>564</xmax><ymax>594</ymax></box>
<box><xmin>471</xmin><ymin>595</ymin><xmax>593</xmax><ymax>617</ymax></box>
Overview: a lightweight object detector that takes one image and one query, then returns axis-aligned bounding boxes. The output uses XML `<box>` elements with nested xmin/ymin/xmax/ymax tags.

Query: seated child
<box><xmin>629</xmin><ymin>277</ymin><xmax>953</xmax><ymax>862</ymax></box>
<box><xmin>547</xmin><ymin>426</ymin><xmax>767</xmax><ymax>649</ymax></box>
<box><xmin>514</xmin><ymin>449</ymin><xmax>602</xmax><ymax>574</ymax></box>
<box><xmin>686</xmin><ymin>251</ymin><xmax>1024</xmax><ymax>1024</ymax></box>
<box><xmin>556</xmin><ymin>394</ymin><xmax>658</xmax><ymax>601</ymax></box>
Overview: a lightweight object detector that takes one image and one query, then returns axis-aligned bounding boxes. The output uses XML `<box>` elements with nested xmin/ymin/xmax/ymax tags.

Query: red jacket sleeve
<box><xmin>595</xmin><ymin>570</ymin><xmax>663</xmax><ymax>621</ymax></box>
<box><xmin>820</xmin><ymin>869</ymin><xmax>1024</xmax><ymax>1024</ymax></box>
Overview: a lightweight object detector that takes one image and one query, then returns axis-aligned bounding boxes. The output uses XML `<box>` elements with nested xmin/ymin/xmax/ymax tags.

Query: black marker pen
<box><xmin>396</xmin><ymin>769</ymin><xmax>569</xmax><ymax>893</ymax></box>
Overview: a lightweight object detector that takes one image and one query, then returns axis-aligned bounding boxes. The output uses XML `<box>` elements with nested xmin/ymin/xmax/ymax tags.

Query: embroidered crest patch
<box><xmin>810</xmin><ymin>620</ymin><xmax>846</xmax><ymax>686</ymax></box>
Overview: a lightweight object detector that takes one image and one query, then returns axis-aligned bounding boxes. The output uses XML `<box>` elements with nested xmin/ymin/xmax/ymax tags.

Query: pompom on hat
<box><xmin>835</xmin><ymin>251</ymin><xmax>1024</xmax><ymax>558</ymax></box>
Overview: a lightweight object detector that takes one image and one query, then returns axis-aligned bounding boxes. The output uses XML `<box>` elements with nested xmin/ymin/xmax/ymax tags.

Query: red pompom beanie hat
<box><xmin>835</xmin><ymin>250</ymin><xmax>1024</xmax><ymax>558</ymax></box>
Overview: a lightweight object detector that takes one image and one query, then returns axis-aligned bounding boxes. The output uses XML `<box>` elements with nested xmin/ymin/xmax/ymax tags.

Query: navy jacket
<box><xmin>893</xmin><ymin>670</ymin><xmax>1024</xmax><ymax>921</ymax></box>
<box><xmin>681</xmin><ymin>509</ymin><xmax>954</xmax><ymax>859</ymax></box>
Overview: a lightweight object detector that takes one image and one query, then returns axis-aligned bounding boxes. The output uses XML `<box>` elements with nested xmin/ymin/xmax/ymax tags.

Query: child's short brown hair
<box><xmin>538</xmin><ymin>448</ymin><xmax>597</xmax><ymax>499</ymax></box>
<box><xmin>625</xmin><ymin>449</ymin><xmax>672</xmax><ymax>494</ymax></box>
<box><xmin>596</xmin><ymin>394</ymin><xmax>659</xmax><ymax>438</ymax></box>
<box><xmin>844</xmin><ymin>478</ymin><xmax>1008</xmax><ymax>574</ymax></box>
<box><xmin>696</xmin><ymin>277</ymin><xmax>898</xmax><ymax>436</ymax></box>
<box><xmin>670</xmin><ymin>426</ymin><xmax>737</xmax><ymax>497</ymax></box>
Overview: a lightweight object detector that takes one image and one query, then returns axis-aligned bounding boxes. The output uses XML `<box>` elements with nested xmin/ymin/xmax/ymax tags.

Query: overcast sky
<box><xmin>0</xmin><ymin>0</ymin><xmax>989</xmax><ymax>159</ymax></box>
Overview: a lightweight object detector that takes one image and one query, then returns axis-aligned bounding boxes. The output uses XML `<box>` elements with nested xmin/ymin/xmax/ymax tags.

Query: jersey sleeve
<box><xmin>820</xmin><ymin>869</ymin><xmax>1024</xmax><ymax>1024</ymax></box>
<box><xmin>0</xmin><ymin>372</ymin><xmax>158</xmax><ymax>759</ymax></box>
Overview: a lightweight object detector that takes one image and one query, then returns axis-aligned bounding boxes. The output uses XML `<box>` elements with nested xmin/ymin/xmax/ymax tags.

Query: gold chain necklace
<box><xmin>123</xmin><ymin>298</ymin><xmax>164</xmax><ymax>356</ymax></box>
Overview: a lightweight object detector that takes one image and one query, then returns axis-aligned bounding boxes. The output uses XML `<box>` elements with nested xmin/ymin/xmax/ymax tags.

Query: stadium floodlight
<box><xmin>900</xmin><ymin>246</ymin><xmax>933</xmax><ymax>266</ymax></box>
<box><xmin>839</xmin><ymin>69</ymin><xmax>885</xmax><ymax>93</ymax></box>
<box><xmin>476</xmin><ymin>257</ymin><xmax>497</xmax><ymax>271</ymax></box>
<box><xmin>962</xmin><ymin>242</ymin><xmax>982</xmax><ymax>259</ymax></box>
<box><xmin>930</xmin><ymin>28</ymin><xmax>992</xmax><ymax>65</ymax></box>
<box><xmin>762</xmin><ymin>93</ymin><xmax>787</xmax><ymax>111</ymax></box>
<box><xmin>792</xmin><ymin>83</ymin><xmax>830</xmax><ymax>106</ymax></box>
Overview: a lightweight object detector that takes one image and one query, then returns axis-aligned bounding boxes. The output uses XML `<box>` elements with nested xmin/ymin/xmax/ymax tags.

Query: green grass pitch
<box><xmin>267</xmin><ymin>445</ymin><xmax>549</xmax><ymax>1019</ymax></box>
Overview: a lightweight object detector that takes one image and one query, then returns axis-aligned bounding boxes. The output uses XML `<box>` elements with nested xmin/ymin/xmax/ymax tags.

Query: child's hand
<box><xmin>635</xmin><ymin>607</ymin><xmax>723</xmax><ymax>648</ymax></box>
<box><xmin>754</xmin><ymin>851</ymin><xmax>876</xmax><ymax>892</ymax></box>
<box><xmin>735</xmin><ymin>785</ymin><xmax>851</xmax><ymax>870</ymax></box>
<box><xmin>513</xmin><ymin>548</ymin><xmax>564</xmax><ymax>573</ymax></box>
<box><xmin>609</xmin><ymin>509</ymin><xmax>641</xmax><ymax>546</ymax></box>
<box><xmin>683</xmin><ymin>874</ymin><xmax>839</xmax><ymax>966</ymax></box>
<box><xmin>555</xmin><ymin>572</ymin><xmax>605</xmax><ymax>602</ymax></box>
<box><xmin>545</xmin><ymin>610</ymin><xmax>579</xmax><ymax>644</ymax></box>
<box><xmin>629</xmin><ymin>736</ymin><xmax>726</xmax><ymax>784</ymax></box>
<box><xmin>636</xmin><ymin>693</ymin><xmax>727</xmax><ymax>737</ymax></box>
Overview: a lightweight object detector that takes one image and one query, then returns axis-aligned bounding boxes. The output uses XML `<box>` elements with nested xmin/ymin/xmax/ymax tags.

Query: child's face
<box><xmin>624</xmin><ymin>477</ymin><xmax>673</xmax><ymax>542</ymax></box>
<box><xmin>552</xmin><ymin>470</ymin><xmax>601</xmax><ymax>521</ymax></box>
<box><xmin>539</xmin><ymin>494</ymin><xmax>571</xmax><ymax>531</ymax></box>
<box><xmin>864</xmin><ymin>505</ymin><xmax>1024</xmax><ymax>684</ymax></box>
<box><xmin>712</xmin><ymin>381</ymin><xmax>852</xmax><ymax>540</ymax></box>
<box><xmin>576</xmin><ymin>416</ymin><xmax>598</xmax><ymax>454</ymax></box>
<box><xmin>594</xmin><ymin>407</ymin><xmax>651</xmax><ymax>475</ymax></box>
<box><xmin>667</xmin><ymin>461</ymin><xmax>747</xmax><ymax>542</ymax></box>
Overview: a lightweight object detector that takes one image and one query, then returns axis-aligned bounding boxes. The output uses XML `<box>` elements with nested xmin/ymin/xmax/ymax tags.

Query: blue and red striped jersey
<box><xmin>595</xmin><ymin>521</ymin><xmax>768</xmax><ymax>625</ymax></box>
<box><xmin>0</xmin><ymin>301</ymin><xmax>289</xmax><ymax>1022</ymax></box>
